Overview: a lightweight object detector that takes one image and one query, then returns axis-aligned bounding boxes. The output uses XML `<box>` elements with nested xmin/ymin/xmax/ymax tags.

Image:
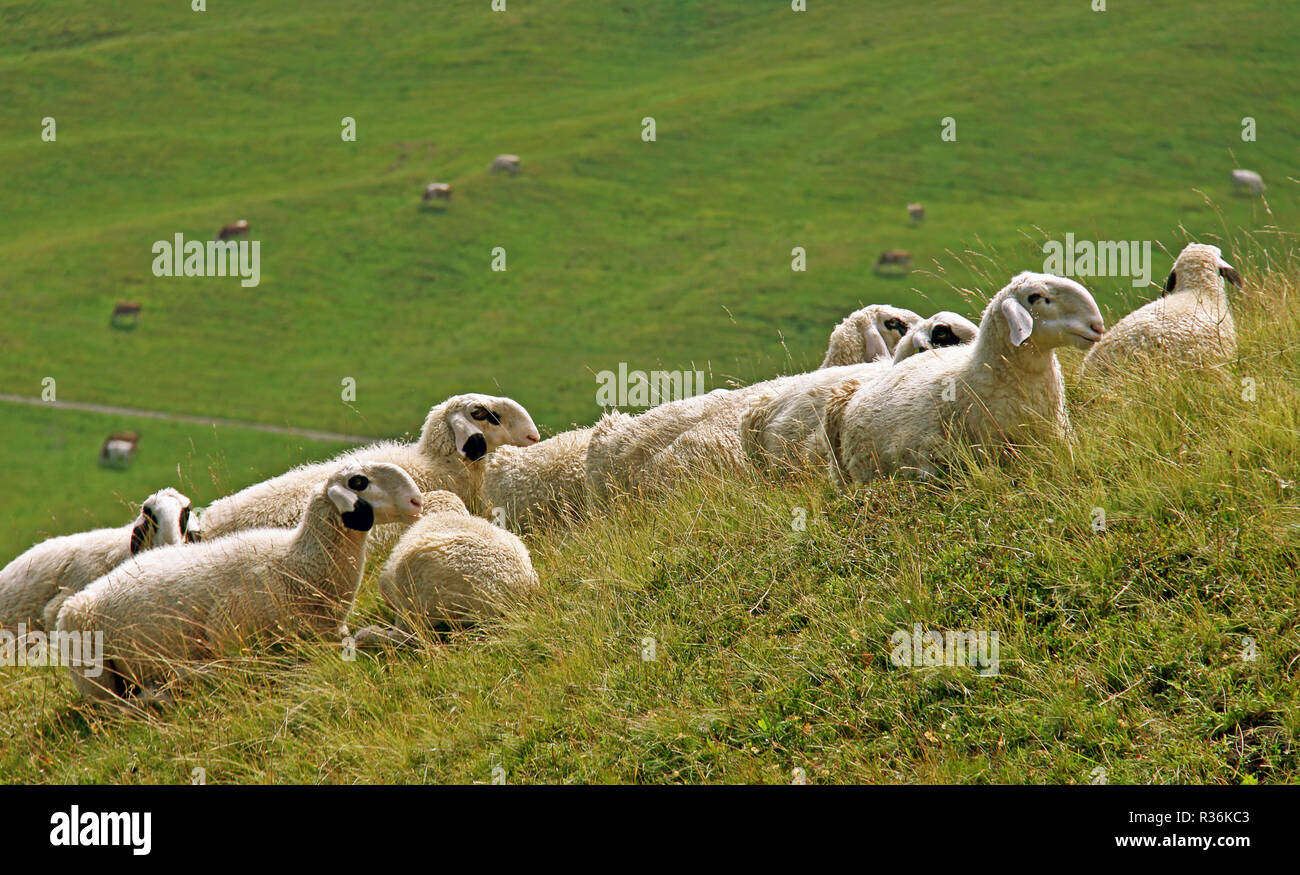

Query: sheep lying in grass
<box><xmin>826</xmin><ymin>272</ymin><xmax>1104</xmax><ymax>482</ymax></box>
<box><xmin>0</xmin><ymin>488</ymin><xmax>194</xmax><ymax>634</ymax></box>
<box><xmin>57</xmin><ymin>462</ymin><xmax>422</xmax><ymax>702</ymax></box>
<box><xmin>480</xmin><ymin>426</ymin><xmax>595</xmax><ymax>531</ymax></box>
<box><xmin>821</xmin><ymin>304</ymin><xmax>922</xmax><ymax>367</ymax></box>
<box><xmin>354</xmin><ymin>491</ymin><xmax>539</xmax><ymax>645</ymax></box>
<box><xmin>1081</xmin><ymin>243</ymin><xmax>1240</xmax><ymax>377</ymax></box>
<box><xmin>891</xmin><ymin>311</ymin><xmax>979</xmax><ymax>363</ymax></box>
<box><xmin>742</xmin><ymin>312</ymin><xmax>979</xmax><ymax>474</ymax></box>
<box><xmin>197</xmin><ymin>394</ymin><xmax>539</xmax><ymax>540</ymax></box>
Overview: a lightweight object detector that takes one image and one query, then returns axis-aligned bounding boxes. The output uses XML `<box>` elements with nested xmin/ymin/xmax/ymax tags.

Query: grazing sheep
<box><xmin>873</xmin><ymin>250</ymin><xmax>911</xmax><ymax>275</ymax></box>
<box><xmin>827</xmin><ymin>272</ymin><xmax>1104</xmax><ymax>483</ymax></box>
<box><xmin>109</xmin><ymin>302</ymin><xmax>141</xmax><ymax>329</ymax></box>
<box><xmin>892</xmin><ymin>311</ymin><xmax>979</xmax><ymax>363</ymax></box>
<box><xmin>355</xmin><ymin>491</ymin><xmax>539</xmax><ymax>643</ymax></box>
<box><xmin>744</xmin><ymin>312</ymin><xmax>980</xmax><ymax>474</ymax></box>
<box><xmin>821</xmin><ymin>304</ymin><xmax>923</xmax><ymax>367</ymax></box>
<box><xmin>490</xmin><ymin>154</ymin><xmax>520</xmax><ymax>174</ymax></box>
<box><xmin>216</xmin><ymin>220</ymin><xmax>250</xmax><ymax>241</ymax></box>
<box><xmin>99</xmin><ymin>431</ymin><xmax>140</xmax><ymax>467</ymax></box>
<box><xmin>1231</xmin><ymin>169</ymin><xmax>1266</xmax><ymax>195</ymax></box>
<box><xmin>0</xmin><ymin>488</ymin><xmax>194</xmax><ymax>635</ymax></box>
<box><xmin>907</xmin><ymin>203</ymin><xmax>925</xmax><ymax>223</ymax></box>
<box><xmin>480</xmin><ymin>427</ymin><xmax>594</xmax><ymax>531</ymax></box>
<box><xmin>1081</xmin><ymin>243</ymin><xmax>1240</xmax><ymax>376</ymax></box>
<box><xmin>57</xmin><ymin>462</ymin><xmax>422</xmax><ymax>702</ymax></box>
<box><xmin>423</xmin><ymin>182</ymin><xmax>453</xmax><ymax>201</ymax></box>
<box><xmin>196</xmin><ymin>394</ymin><xmax>540</xmax><ymax>539</ymax></box>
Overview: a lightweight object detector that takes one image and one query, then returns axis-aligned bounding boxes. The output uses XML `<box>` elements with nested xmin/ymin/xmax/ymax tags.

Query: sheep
<box><xmin>1231</xmin><ymin>169</ymin><xmax>1266</xmax><ymax>195</ymax></box>
<box><xmin>490</xmin><ymin>154</ymin><xmax>521</xmax><ymax>174</ymax></box>
<box><xmin>57</xmin><ymin>461</ymin><xmax>423</xmax><ymax>702</ymax></box>
<box><xmin>743</xmin><ymin>312</ymin><xmax>980</xmax><ymax>474</ymax></box>
<box><xmin>480</xmin><ymin>426</ymin><xmax>595</xmax><ymax>531</ymax></box>
<box><xmin>216</xmin><ymin>220</ymin><xmax>250</xmax><ymax>241</ymax></box>
<box><xmin>907</xmin><ymin>203</ymin><xmax>925</xmax><ymax>223</ymax></box>
<box><xmin>873</xmin><ymin>250</ymin><xmax>911</xmax><ymax>275</ymax></box>
<box><xmin>827</xmin><ymin>272</ymin><xmax>1104</xmax><ymax>483</ymax></box>
<box><xmin>99</xmin><ymin>431</ymin><xmax>140</xmax><ymax>467</ymax></box>
<box><xmin>423</xmin><ymin>182</ymin><xmax>453</xmax><ymax>201</ymax></box>
<box><xmin>0</xmin><ymin>488</ymin><xmax>194</xmax><ymax>636</ymax></box>
<box><xmin>196</xmin><ymin>394</ymin><xmax>539</xmax><ymax>540</ymax></box>
<box><xmin>354</xmin><ymin>491</ymin><xmax>539</xmax><ymax>645</ymax></box>
<box><xmin>892</xmin><ymin>311</ymin><xmax>979</xmax><ymax>363</ymax></box>
<box><xmin>821</xmin><ymin>304</ymin><xmax>923</xmax><ymax>367</ymax></box>
<box><xmin>1081</xmin><ymin>243</ymin><xmax>1240</xmax><ymax>376</ymax></box>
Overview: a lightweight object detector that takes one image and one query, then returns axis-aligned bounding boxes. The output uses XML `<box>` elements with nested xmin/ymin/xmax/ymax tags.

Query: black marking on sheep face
<box><xmin>1220</xmin><ymin>266</ymin><xmax>1242</xmax><ymax>288</ymax></box>
<box><xmin>341</xmin><ymin>497</ymin><xmax>375</xmax><ymax>531</ymax></box>
<box><xmin>1027</xmin><ymin>292</ymin><xmax>1048</xmax><ymax>305</ymax></box>
<box><xmin>883</xmin><ymin>318</ymin><xmax>908</xmax><ymax>335</ymax></box>
<box><xmin>462</xmin><ymin>432</ymin><xmax>488</xmax><ymax>461</ymax></box>
<box><xmin>1164</xmin><ymin>270</ymin><xmax>1177</xmax><ymax>293</ymax></box>
<box><xmin>471</xmin><ymin>405</ymin><xmax>501</xmax><ymax>426</ymax></box>
<box><xmin>130</xmin><ymin>508</ymin><xmax>157</xmax><ymax>555</ymax></box>
<box><xmin>347</xmin><ymin>474</ymin><xmax>369</xmax><ymax>492</ymax></box>
<box><xmin>179</xmin><ymin>505</ymin><xmax>194</xmax><ymax>542</ymax></box>
<box><xmin>930</xmin><ymin>324</ymin><xmax>959</xmax><ymax>346</ymax></box>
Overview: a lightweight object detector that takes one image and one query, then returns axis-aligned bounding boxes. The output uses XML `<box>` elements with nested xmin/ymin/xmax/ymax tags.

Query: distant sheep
<box><xmin>1231</xmin><ymin>169</ymin><xmax>1266</xmax><ymax>195</ymax></box>
<box><xmin>99</xmin><ymin>431</ymin><xmax>140</xmax><ymax>467</ymax></box>
<box><xmin>873</xmin><ymin>250</ymin><xmax>911</xmax><ymax>275</ymax></box>
<box><xmin>110</xmin><ymin>302</ymin><xmax>141</xmax><ymax>329</ymax></box>
<box><xmin>1082</xmin><ymin>243</ymin><xmax>1240</xmax><ymax>376</ymax></box>
<box><xmin>907</xmin><ymin>203</ymin><xmax>925</xmax><ymax>223</ymax></box>
<box><xmin>58</xmin><ymin>462</ymin><xmax>422</xmax><ymax>702</ymax></box>
<box><xmin>0</xmin><ymin>488</ymin><xmax>194</xmax><ymax>634</ymax></box>
<box><xmin>423</xmin><ymin>182</ymin><xmax>453</xmax><ymax>201</ymax></box>
<box><xmin>216</xmin><ymin>220</ymin><xmax>250</xmax><ymax>241</ymax></box>
<box><xmin>827</xmin><ymin>272</ymin><xmax>1104</xmax><ymax>482</ymax></box>
<box><xmin>490</xmin><ymin>154</ymin><xmax>521</xmax><ymax>174</ymax></box>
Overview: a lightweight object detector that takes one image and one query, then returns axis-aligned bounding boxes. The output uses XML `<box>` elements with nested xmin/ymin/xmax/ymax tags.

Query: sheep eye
<box><xmin>884</xmin><ymin>319</ymin><xmax>906</xmax><ymax>333</ymax></box>
<box><xmin>347</xmin><ymin>475</ymin><xmax>369</xmax><ymax>491</ymax></box>
<box><xmin>471</xmin><ymin>406</ymin><xmax>501</xmax><ymax>425</ymax></box>
<box><xmin>1027</xmin><ymin>293</ymin><xmax>1049</xmax><ymax>305</ymax></box>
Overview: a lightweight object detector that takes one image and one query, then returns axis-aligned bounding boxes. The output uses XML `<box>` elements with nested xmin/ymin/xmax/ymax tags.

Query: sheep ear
<box><xmin>1164</xmin><ymin>270</ymin><xmax>1177</xmax><ymax>293</ymax></box>
<box><xmin>1000</xmin><ymin>297</ymin><xmax>1034</xmax><ymax>347</ymax></box>
<box><xmin>450</xmin><ymin>413</ymin><xmax>488</xmax><ymax>461</ymax></box>
<box><xmin>912</xmin><ymin>326</ymin><xmax>932</xmax><ymax>352</ymax></box>
<box><xmin>129</xmin><ymin>513</ymin><xmax>153</xmax><ymax>555</ymax></box>
<box><xmin>861</xmin><ymin>321</ymin><xmax>890</xmax><ymax>362</ymax></box>
<box><xmin>1219</xmin><ymin>265</ymin><xmax>1242</xmax><ymax>288</ymax></box>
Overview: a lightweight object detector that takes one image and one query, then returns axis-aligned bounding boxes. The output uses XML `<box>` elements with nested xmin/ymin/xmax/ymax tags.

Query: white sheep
<box><xmin>827</xmin><ymin>272</ymin><xmax>1104</xmax><ymax>482</ymax></box>
<box><xmin>891</xmin><ymin>311</ymin><xmax>980</xmax><ymax>363</ymax></box>
<box><xmin>196</xmin><ymin>393</ymin><xmax>539</xmax><ymax>540</ymax></box>
<box><xmin>57</xmin><ymin>461</ymin><xmax>423</xmax><ymax>702</ymax></box>
<box><xmin>0</xmin><ymin>488</ymin><xmax>194</xmax><ymax>634</ymax></box>
<box><xmin>821</xmin><ymin>304</ymin><xmax>923</xmax><ymax>367</ymax></box>
<box><xmin>742</xmin><ymin>312</ymin><xmax>980</xmax><ymax>474</ymax></box>
<box><xmin>1231</xmin><ymin>169</ymin><xmax>1266</xmax><ymax>195</ymax></box>
<box><xmin>490</xmin><ymin>154</ymin><xmax>521</xmax><ymax>174</ymax></box>
<box><xmin>355</xmin><ymin>491</ymin><xmax>538</xmax><ymax>644</ymax></box>
<box><xmin>480</xmin><ymin>426</ymin><xmax>595</xmax><ymax>531</ymax></box>
<box><xmin>1081</xmin><ymin>243</ymin><xmax>1240</xmax><ymax>376</ymax></box>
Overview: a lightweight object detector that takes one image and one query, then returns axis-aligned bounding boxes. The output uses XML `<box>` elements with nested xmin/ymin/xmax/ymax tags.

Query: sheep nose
<box><xmin>411</xmin><ymin>497</ymin><xmax>422</xmax><ymax>509</ymax></box>
<box><xmin>526</xmin><ymin>433</ymin><xmax>540</xmax><ymax>443</ymax></box>
<box><xmin>1091</xmin><ymin>320</ymin><xmax>1105</xmax><ymax>336</ymax></box>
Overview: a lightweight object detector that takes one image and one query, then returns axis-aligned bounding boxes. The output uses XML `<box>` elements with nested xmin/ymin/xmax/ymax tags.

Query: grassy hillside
<box><xmin>2</xmin><ymin>248</ymin><xmax>1295</xmax><ymax>784</ymax></box>
<box><xmin>0</xmin><ymin>0</ymin><xmax>1297</xmax><ymax>783</ymax></box>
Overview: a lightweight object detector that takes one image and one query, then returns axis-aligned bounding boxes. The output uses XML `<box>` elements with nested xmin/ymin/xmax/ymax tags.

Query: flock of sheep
<box><xmin>0</xmin><ymin>242</ymin><xmax>1241</xmax><ymax>705</ymax></box>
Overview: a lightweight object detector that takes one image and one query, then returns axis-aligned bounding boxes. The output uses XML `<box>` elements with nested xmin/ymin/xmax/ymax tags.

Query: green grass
<box><xmin>0</xmin><ymin>0</ymin><xmax>1297</xmax><ymax>783</ymax></box>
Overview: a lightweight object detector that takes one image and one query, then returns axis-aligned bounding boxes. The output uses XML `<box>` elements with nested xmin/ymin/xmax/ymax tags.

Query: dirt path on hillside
<box><xmin>0</xmin><ymin>393</ymin><xmax>378</xmax><ymax>444</ymax></box>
